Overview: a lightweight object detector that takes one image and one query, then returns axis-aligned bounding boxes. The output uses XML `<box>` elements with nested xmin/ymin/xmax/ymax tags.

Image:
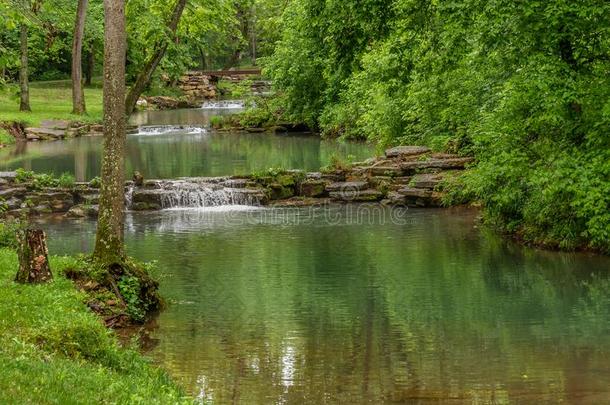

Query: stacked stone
<box><xmin>178</xmin><ymin>72</ymin><xmax>217</xmax><ymax>100</ymax></box>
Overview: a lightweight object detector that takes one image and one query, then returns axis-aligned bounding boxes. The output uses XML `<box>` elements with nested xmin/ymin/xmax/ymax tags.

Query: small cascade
<box><xmin>125</xmin><ymin>185</ymin><xmax>135</xmax><ymax>209</ymax></box>
<box><xmin>131</xmin><ymin>178</ymin><xmax>265</xmax><ymax>210</ymax></box>
<box><xmin>135</xmin><ymin>125</ymin><xmax>206</xmax><ymax>136</ymax></box>
<box><xmin>201</xmin><ymin>100</ymin><xmax>245</xmax><ymax>110</ymax></box>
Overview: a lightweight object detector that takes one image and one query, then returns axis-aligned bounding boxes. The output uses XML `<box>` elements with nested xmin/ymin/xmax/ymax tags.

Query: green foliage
<box><xmin>0</xmin><ymin>219</ymin><xmax>23</xmax><ymax>249</ymax></box>
<box><xmin>14</xmin><ymin>169</ymin><xmax>75</xmax><ymax>189</ymax></box>
<box><xmin>118</xmin><ymin>276</ymin><xmax>146</xmax><ymax>322</ymax></box>
<box><xmin>0</xmin><ymin>129</ymin><xmax>14</xmax><ymax>145</ymax></box>
<box><xmin>88</xmin><ymin>176</ymin><xmax>102</xmax><ymax>189</ymax></box>
<box><xmin>267</xmin><ymin>0</ymin><xmax>610</xmax><ymax>251</ymax></box>
<box><xmin>321</xmin><ymin>153</ymin><xmax>354</xmax><ymax>173</ymax></box>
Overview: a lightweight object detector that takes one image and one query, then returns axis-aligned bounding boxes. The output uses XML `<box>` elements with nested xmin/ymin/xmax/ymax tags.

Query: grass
<box><xmin>0</xmin><ymin>128</ymin><xmax>14</xmax><ymax>145</ymax></box>
<box><xmin>0</xmin><ymin>248</ymin><xmax>192</xmax><ymax>404</ymax></box>
<box><xmin>0</xmin><ymin>80</ymin><xmax>103</xmax><ymax>128</ymax></box>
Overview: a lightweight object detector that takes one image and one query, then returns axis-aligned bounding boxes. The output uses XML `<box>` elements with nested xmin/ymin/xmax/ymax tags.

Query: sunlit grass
<box><xmin>0</xmin><ymin>248</ymin><xmax>191</xmax><ymax>404</ymax></box>
<box><xmin>0</xmin><ymin>80</ymin><xmax>103</xmax><ymax>127</ymax></box>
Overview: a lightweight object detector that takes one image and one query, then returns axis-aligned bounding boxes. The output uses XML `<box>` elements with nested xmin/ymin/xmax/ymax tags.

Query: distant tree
<box><xmin>18</xmin><ymin>18</ymin><xmax>30</xmax><ymax>111</ymax></box>
<box><xmin>93</xmin><ymin>0</ymin><xmax>126</xmax><ymax>264</ymax></box>
<box><xmin>71</xmin><ymin>0</ymin><xmax>88</xmax><ymax>114</ymax></box>
<box><xmin>124</xmin><ymin>0</ymin><xmax>187</xmax><ymax>115</ymax></box>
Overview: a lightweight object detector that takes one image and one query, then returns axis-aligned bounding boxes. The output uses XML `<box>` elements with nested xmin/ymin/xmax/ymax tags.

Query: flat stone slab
<box><xmin>26</xmin><ymin>127</ymin><xmax>66</xmax><ymax>139</ymax></box>
<box><xmin>330</xmin><ymin>189</ymin><xmax>383</xmax><ymax>202</ymax></box>
<box><xmin>411</xmin><ymin>173</ymin><xmax>444</xmax><ymax>190</ymax></box>
<box><xmin>367</xmin><ymin>165</ymin><xmax>403</xmax><ymax>176</ymax></box>
<box><xmin>396</xmin><ymin>187</ymin><xmax>432</xmax><ymax>198</ymax></box>
<box><xmin>40</xmin><ymin>119</ymin><xmax>70</xmax><ymax>130</ymax></box>
<box><xmin>385</xmin><ymin>146</ymin><xmax>430</xmax><ymax>158</ymax></box>
<box><xmin>0</xmin><ymin>172</ymin><xmax>17</xmax><ymax>181</ymax></box>
<box><xmin>325</xmin><ymin>181</ymin><xmax>368</xmax><ymax>192</ymax></box>
<box><xmin>400</xmin><ymin>157</ymin><xmax>473</xmax><ymax>171</ymax></box>
<box><xmin>0</xmin><ymin>187</ymin><xmax>26</xmax><ymax>199</ymax></box>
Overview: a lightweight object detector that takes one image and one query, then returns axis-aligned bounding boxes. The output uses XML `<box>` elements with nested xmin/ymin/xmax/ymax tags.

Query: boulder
<box><xmin>66</xmin><ymin>204</ymin><xmax>99</xmax><ymax>218</ymax></box>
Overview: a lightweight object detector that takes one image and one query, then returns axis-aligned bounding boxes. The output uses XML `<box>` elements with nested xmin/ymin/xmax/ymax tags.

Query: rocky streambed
<box><xmin>0</xmin><ymin>146</ymin><xmax>473</xmax><ymax>218</ymax></box>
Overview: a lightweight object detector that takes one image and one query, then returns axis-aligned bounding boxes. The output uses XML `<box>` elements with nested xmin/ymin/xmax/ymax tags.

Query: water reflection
<box><xmin>38</xmin><ymin>207</ymin><xmax>610</xmax><ymax>404</ymax></box>
<box><xmin>0</xmin><ymin>107</ymin><xmax>375</xmax><ymax>181</ymax></box>
<box><xmin>0</xmin><ymin>131</ymin><xmax>374</xmax><ymax>181</ymax></box>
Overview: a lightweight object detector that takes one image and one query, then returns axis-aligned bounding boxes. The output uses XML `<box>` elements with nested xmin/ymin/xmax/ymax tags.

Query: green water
<box><xmin>39</xmin><ymin>206</ymin><xmax>610</xmax><ymax>404</ymax></box>
<box><xmin>0</xmin><ymin>108</ymin><xmax>374</xmax><ymax>181</ymax></box>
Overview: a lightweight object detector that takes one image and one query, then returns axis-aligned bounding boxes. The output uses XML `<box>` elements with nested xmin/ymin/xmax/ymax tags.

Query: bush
<box><xmin>0</xmin><ymin>220</ymin><xmax>23</xmax><ymax>249</ymax></box>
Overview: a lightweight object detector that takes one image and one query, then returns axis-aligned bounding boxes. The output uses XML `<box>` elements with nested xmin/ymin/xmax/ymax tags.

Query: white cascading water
<box><xmin>136</xmin><ymin>125</ymin><xmax>206</xmax><ymax>136</ymax></box>
<box><xmin>157</xmin><ymin>180</ymin><xmax>261</xmax><ymax>209</ymax></box>
<box><xmin>201</xmin><ymin>100</ymin><xmax>245</xmax><ymax>109</ymax></box>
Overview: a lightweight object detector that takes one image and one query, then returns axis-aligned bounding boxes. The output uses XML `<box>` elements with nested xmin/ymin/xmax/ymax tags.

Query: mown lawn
<box><xmin>0</xmin><ymin>248</ymin><xmax>191</xmax><ymax>404</ymax></box>
<box><xmin>0</xmin><ymin>80</ymin><xmax>103</xmax><ymax>127</ymax></box>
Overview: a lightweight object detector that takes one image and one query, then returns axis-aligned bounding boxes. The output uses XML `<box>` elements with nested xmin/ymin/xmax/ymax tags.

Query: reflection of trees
<box><xmin>40</xmin><ymin>209</ymin><xmax>610</xmax><ymax>403</ymax></box>
<box><xmin>1</xmin><ymin>132</ymin><xmax>375</xmax><ymax>180</ymax></box>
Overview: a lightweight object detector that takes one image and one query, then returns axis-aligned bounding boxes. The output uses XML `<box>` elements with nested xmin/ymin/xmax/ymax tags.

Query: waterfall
<box><xmin>135</xmin><ymin>125</ymin><xmax>206</xmax><ymax>136</ymax></box>
<box><xmin>201</xmin><ymin>100</ymin><xmax>245</xmax><ymax>109</ymax></box>
<box><xmin>132</xmin><ymin>179</ymin><xmax>265</xmax><ymax>210</ymax></box>
<box><xmin>125</xmin><ymin>184</ymin><xmax>135</xmax><ymax>209</ymax></box>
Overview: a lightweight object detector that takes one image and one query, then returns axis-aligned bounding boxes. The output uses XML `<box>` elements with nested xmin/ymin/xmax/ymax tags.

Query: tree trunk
<box><xmin>93</xmin><ymin>0</ymin><xmax>127</xmax><ymax>264</ymax></box>
<box><xmin>85</xmin><ymin>45</ymin><xmax>94</xmax><ymax>85</ymax></box>
<box><xmin>124</xmin><ymin>0</ymin><xmax>187</xmax><ymax>115</ymax></box>
<box><xmin>71</xmin><ymin>0</ymin><xmax>88</xmax><ymax>114</ymax></box>
<box><xmin>250</xmin><ymin>4</ymin><xmax>257</xmax><ymax>66</ymax></box>
<box><xmin>19</xmin><ymin>23</ymin><xmax>31</xmax><ymax>112</ymax></box>
<box><xmin>16</xmin><ymin>229</ymin><xmax>53</xmax><ymax>284</ymax></box>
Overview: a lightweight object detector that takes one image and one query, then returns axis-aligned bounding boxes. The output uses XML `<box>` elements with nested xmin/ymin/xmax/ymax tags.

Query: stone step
<box><xmin>400</xmin><ymin>157</ymin><xmax>473</xmax><ymax>172</ymax></box>
<box><xmin>396</xmin><ymin>187</ymin><xmax>432</xmax><ymax>198</ymax></box>
<box><xmin>0</xmin><ymin>187</ymin><xmax>26</xmax><ymax>199</ymax></box>
<box><xmin>411</xmin><ymin>173</ymin><xmax>444</xmax><ymax>190</ymax></box>
<box><xmin>25</xmin><ymin>127</ymin><xmax>66</xmax><ymax>140</ymax></box>
<box><xmin>385</xmin><ymin>146</ymin><xmax>431</xmax><ymax>158</ymax></box>
<box><xmin>325</xmin><ymin>181</ymin><xmax>369</xmax><ymax>192</ymax></box>
<box><xmin>329</xmin><ymin>189</ymin><xmax>383</xmax><ymax>202</ymax></box>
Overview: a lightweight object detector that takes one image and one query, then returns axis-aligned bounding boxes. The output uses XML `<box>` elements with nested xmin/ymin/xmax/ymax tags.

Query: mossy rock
<box><xmin>267</xmin><ymin>184</ymin><xmax>295</xmax><ymax>200</ymax></box>
<box><xmin>298</xmin><ymin>180</ymin><xmax>327</xmax><ymax>197</ymax></box>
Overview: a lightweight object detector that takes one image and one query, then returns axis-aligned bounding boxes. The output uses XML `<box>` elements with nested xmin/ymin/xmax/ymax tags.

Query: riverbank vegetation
<box><xmin>0</xmin><ymin>247</ymin><xmax>189</xmax><ymax>404</ymax></box>
<box><xmin>261</xmin><ymin>0</ymin><xmax>610</xmax><ymax>253</ymax></box>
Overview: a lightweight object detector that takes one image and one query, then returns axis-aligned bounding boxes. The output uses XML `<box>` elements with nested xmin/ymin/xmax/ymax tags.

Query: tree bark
<box><xmin>124</xmin><ymin>0</ymin><xmax>187</xmax><ymax>115</ymax></box>
<box><xmin>16</xmin><ymin>229</ymin><xmax>53</xmax><ymax>284</ymax></box>
<box><xmin>71</xmin><ymin>0</ymin><xmax>88</xmax><ymax>114</ymax></box>
<box><xmin>93</xmin><ymin>0</ymin><xmax>127</xmax><ymax>264</ymax></box>
<box><xmin>19</xmin><ymin>23</ymin><xmax>31</xmax><ymax>112</ymax></box>
<box><xmin>85</xmin><ymin>45</ymin><xmax>94</xmax><ymax>85</ymax></box>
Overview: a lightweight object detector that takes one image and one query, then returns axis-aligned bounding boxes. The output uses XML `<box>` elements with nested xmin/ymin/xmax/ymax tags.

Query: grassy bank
<box><xmin>0</xmin><ymin>81</ymin><xmax>103</xmax><ymax>128</ymax></box>
<box><xmin>0</xmin><ymin>248</ymin><xmax>191</xmax><ymax>404</ymax></box>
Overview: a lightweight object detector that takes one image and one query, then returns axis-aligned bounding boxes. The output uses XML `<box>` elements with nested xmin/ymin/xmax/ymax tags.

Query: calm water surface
<box><xmin>39</xmin><ymin>206</ymin><xmax>610</xmax><ymax>404</ymax></box>
<box><xmin>0</xmin><ymin>108</ymin><xmax>375</xmax><ymax>181</ymax></box>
